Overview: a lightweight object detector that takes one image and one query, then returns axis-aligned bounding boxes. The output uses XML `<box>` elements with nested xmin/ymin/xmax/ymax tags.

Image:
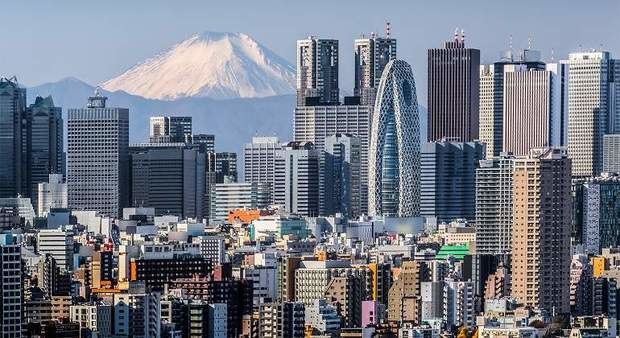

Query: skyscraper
<box><xmin>273</xmin><ymin>142</ymin><xmax>319</xmax><ymax>216</ymax></box>
<box><xmin>354</xmin><ymin>33</ymin><xmax>397</xmax><ymax>106</ymax></box>
<box><xmin>368</xmin><ymin>59</ymin><xmax>420</xmax><ymax>217</ymax></box>
<box><xmin>0</xmin><ymin>77</ymin><xmax>28</xmax><ymax>198</ymax></box>
<box><xmin>479</xmin><ymin>49</ymin><xmax>547</xmax><ymax>158</ymax></box>
<box><xmin>129</xmin><ymin>143</ymin><xmax>206</xmax><ymax>219</ymax></box>
<box><xmin>511</xmin><ymin>148</ymin><xmax>571</xmax><ymax>314</ymax></box>
<box><xmin>215</xmin><ymin>152</ymin><xmax>238</xmax><ymax>183</ymax></box>
<box><xmin>420</xmin><ymin>140</ymin><xmax>485</xmax><ymax>223</ymax></box>
<box><xmin>427</xmin><ymin>30</ymin><xmax>480</xmax><ymax>142</ymax></box>
<box><xmin>575</xmin><ymin>173</ymin><xmax>620</xmax><ymax>255</ymax></box>
<box><xmin>67</xmin><ymin>91</ymin><xmax>129</xmax><ymax>217</ymax></box>
<box><xmin>244</xmin><ymin>136</ymin><xmax>282</xmax><ymax>191</ymax></box>
<box><xmin>149</xmin><ymin>116</ymin><xmax>192</xmax><ymax>143</ymax></box>
<box><xmin>475</xmin><ymin>153</ymin><xmax>515</xmax><ymax>255</ymax></box>
<box><xmin>320</xmin><ymin>133</ymin><xmax>361</xmax><ymax>218</ymax></box>
<box><xmin>502</xmin><ymin>63</ymin><xmax>567</xmax><ymax>156</ymax></box>
<box><xmin>29</xmin><ymin>96</ymin><xmax>64</xmax><ymax>207</ymax></box>
<box><xmin>567</xmin><ymin>51</ymin><xmax>620</xmax><ymax>177</ymax></box>
<box><xmin>192</xmin><ymin>133</ymin><xmax>215</xmax><ymax>153</ymax></box>
<box><xmin>296</xmin><ymin>37</ymin><xmax>339</xmax><ymax>106</ymax></box>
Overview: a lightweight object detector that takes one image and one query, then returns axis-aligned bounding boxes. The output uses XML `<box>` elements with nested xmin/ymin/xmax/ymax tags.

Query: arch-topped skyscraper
<box><xmin>368</xmin><ymin>59</ymin><xmax>420</xmax><ymax>217</ymax></box>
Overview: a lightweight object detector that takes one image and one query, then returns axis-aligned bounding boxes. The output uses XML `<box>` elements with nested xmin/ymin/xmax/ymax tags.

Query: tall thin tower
<box><xmin>354</xmin><ymin>23</ymin><xmax>397</xmax><ymax>106</ymax></box>
<box><xmin>427</xmin><ymin>29</ymin><xmax>480</xmax><ymax>142</ymax></box>
<box><xmin>296</xmin><ymin>37</ymin><xmax>339</xmax><ymax>106</ymax></box>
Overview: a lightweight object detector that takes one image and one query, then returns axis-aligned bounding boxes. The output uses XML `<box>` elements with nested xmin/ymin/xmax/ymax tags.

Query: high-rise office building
<box><xmin>354</xmin><ymin>34</ymin><xmax>397</xmax><ymax>105</ymax></box>
<box><xmin>273</xmin><ymin>142</ymin><xmax>319</xmax><ymax>217</ymax></box>
<box><xmin>129</xmin><ymin>143</ymin><xmax>206</xmax><ymax>219</ymax></box>
<box><xmin>192</xmin><ymin>134</ymin><xmax>215</xmax><ymax>153</ymax></box>
<box><xmin>0</xmin><ymin>235</ymin><xmax>22</xmax><ymax>338</ymax></box>
<box><xmin>368</xmin><ymin>59</ymin><xmax>420</xmax><ymax>217</ymax></box>
<box><xmin>575</xmin><ymin>173</ymin><xmax>620</xmax><ymax>255</ymax></box>
<box><xmin>420</xmin><ymin>140</ymin><xmax>485</xmax><ymax>223</ymax></box>
<box><xmin>567</xmin><ymin>51</ymin><xmax>620</xmax><ymax>177</ymax></box>
<box><xmin>511</xmin><ymin>148</ymin><xmax>571</xmax><ymax>314</ymax></box>
<box><xmin>320</xmin><ymin>133</ymin><xmax>361</xmax><ymax>218</ymax></box>
<box><xmin>37</xmin><ymin>174</ymin><xmax>68</xmax><ymax>217</ymax></box>
<box><xmin>29</xmin><ymin>96</ymin><xmax>64</xmax><ymax>208</ymax></box>
<box><xmin>502</xmin><ymin>63</ymin><xmax>567</xmax><ymax>156</ymax></box>
<box><xmin>149</xmin><ymin>116</ymin><xmax>192</xmax><ymax>143</ymax></box>
<box><xmin>215</xmin><ymin>152</ymin><xmax>237</xmax><ymax>183</ymax></box>
<box><xmin>294</xmin><ymin>104</ymin><xmax>370</xmax><ymax>214</ymax></box>
<box><xmin>296</xmin><ymin>37</ymin><xmax>339</xmax><ymax>106</ymax></box>
<box><xmin>475</xmin><ymin>153</ymin><xmax>515</xmax><ymax>255</ymax></box>
<box><xmin>603</xmin><ymin>134</ymin><xmax>620</xmax><ymax>174</ymax></box>
<box><xmin>244</xmin><ymin>136</ymin><xmax>282</xmax><ymax>196</ymax></box>
<box><xmin>67</xmin><ymin>91</ymin><xmax>129</xmax><ymax>217</ymax></box>
<box><xmin>479</xmin><ymin>49</ymin><xmax>548</xmax><ymax>158</ymax></box>
<box><xmin>0</xmin><ymin>77</ymin><xmax>28</xmax><ymax>198</ymax></box>
<box><xmin>427</xmin><ymin>31</ymin><xmax>480</xmax><ymax>142</ymax></box>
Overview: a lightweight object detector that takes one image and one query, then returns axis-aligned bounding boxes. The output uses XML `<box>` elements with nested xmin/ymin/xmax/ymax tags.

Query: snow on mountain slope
<box><xmin>102</xmin><ymin>31</ymin><xmax>295</xmax><ymax>100</ymax></box>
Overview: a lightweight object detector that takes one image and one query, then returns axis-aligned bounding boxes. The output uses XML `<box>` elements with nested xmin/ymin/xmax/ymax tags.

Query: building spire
<box><xmin>385</xmin><ymin>21</ymin><xmax>391</xmax><ymax>38</ymax></box>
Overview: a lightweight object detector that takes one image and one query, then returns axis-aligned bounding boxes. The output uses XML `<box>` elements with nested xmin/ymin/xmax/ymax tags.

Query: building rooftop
<box><xmin>435</xmin><ymin>244</ymin><xmax>469</xmax><ymax>261</ymax></box>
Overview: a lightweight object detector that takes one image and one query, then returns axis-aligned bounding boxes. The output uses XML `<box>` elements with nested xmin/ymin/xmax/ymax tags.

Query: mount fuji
<box><xmin>102</xmin><ymin>31</ymin><xmax>295</xmax><ymax>100</ymax></box>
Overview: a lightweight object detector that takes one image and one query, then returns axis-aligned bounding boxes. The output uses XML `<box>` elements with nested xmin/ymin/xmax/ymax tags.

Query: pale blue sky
<box><xmin>2</xmin><ymin>0</ymin><xmax>618</xmax><ymax>102</ymax></box>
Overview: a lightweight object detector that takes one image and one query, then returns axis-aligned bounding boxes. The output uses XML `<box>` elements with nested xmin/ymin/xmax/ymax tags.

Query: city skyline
<box><xmin>3</xmin><ymin>3</ymin><xmax>620</xmax><ymax>337</ymax></box>
<box><xmin>2</xmin><ymin>0</ymin><xmax>618</xmax><ymax>104</ymax></box>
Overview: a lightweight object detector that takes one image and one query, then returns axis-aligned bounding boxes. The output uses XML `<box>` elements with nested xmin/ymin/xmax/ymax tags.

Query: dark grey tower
<box><xmin>420</xmin><ymin>140</ymin><xmax>485</xmax><ymax>223</ymax></box>
<box><xmin>427</xmin><ymin>30</ymin><xmax>480</xmax><ymax>142</ymax></box>
<box><xmin>29</xmin><ymin>96</ymin><xmax>64</xmax><ymax>207</ymax></box>
<box><xmin>319</xmin><ymin>133</ymin><xmax>361</xmax><ymax>218</ymax></box>
<box><xmin>354</xmin><ymin>30</ymin><xmax>397</xmax><ymax>106</ymax></box>
<box><xmin>0</xmin><ymin>77</ymin><xmax>28</xmax><ymax>198</ymax></box>
<box><xmin>296</xmin><ymin>37</ymin><xmax>339</xmax><ymax>106</ymax></box>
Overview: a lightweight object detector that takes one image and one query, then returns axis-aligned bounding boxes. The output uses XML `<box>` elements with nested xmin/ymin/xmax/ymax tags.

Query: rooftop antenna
<box><xmin>551</xmin><ymin>48</ymin><xmax>555</xmax><ymax>62</ymax></box>
<box><xmin>385</xmin><ymin>21</ymin><xmax>391</xmax><ymax>38</ymax></box>
<box><xmin>509</xmin><ymin>34</ymin><xmax>513</xmax><ymax>52</ymax></box>
<box><xmin>461</xmin><ymin>29</ymin><xmax>465</xmax><ymax>44</ymax></box>
<box><xmin>454</xmin><ymin>27</ymin><xmax>459</xmax><ymax>42</ymax></box>
<box><xmin>528</xmin><ymin>35</ymin><xmax>533</xmax><ymax>49</ymax></box>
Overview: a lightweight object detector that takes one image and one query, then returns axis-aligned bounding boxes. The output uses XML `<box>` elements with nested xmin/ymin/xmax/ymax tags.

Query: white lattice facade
<box><xmin>368</xmin><ymin>59</ymin><xmax>420</xmax><ymax>217</ymax></box>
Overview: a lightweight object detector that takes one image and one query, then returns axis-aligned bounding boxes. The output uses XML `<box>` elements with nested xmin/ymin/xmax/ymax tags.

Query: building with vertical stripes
<box><xmin>567</xmin><ymin>51</ymin><xmax>620</xmax><ymax>177</ymax></box>
<box><xmin>502</xmin><ymin>63</ymin><xmax>567</xmax><ymax>156</ymax></box>
<box><xmin>427</xmin><ymin>31</ymin><xmax>480</xmax><ymax>142</ymax></box>
<box><xmin>475</xmin><ymin>153</ymin><xmax>515</xmax><ymax>255</ymax></box>
<box><xmin>354</xmin><ymin>34</ymin><xmax>397</xmax><ymax>106</ymax></box>
<box><xmin>296</xmin><ymin>37</ymin><xmax>339</xmax><ymax>106</ymax></box>
<box><xmin>273</xmin><ymin>142</ymin><xmax>319</xmax><ymax>217</ymax></box>
<box><xmin>511</xmin><ymin>147</ymin><xmax>571</xmax><ymax>314</ymax></box>
<box><xmin>294</xmin><ymin>104</ymin><xmax>370</xmax><ymax>214</ymax></box>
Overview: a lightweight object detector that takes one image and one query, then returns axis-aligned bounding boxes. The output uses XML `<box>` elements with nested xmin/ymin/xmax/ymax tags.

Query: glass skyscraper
<box><xmin>368</xmin><ymin>59</ymin><xmax>420</xmax><ymax>217</ymax></box>
<box><xmin>0</xmin><ymin>77</ymin><xmax>28</xmax><ymax>198</ymax></box>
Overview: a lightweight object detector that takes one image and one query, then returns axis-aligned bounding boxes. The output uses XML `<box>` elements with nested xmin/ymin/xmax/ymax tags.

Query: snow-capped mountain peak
<box><xmin>102</xmin><ymin>31</ymin><xmax>295</xmax><ymax>100</ymax></box>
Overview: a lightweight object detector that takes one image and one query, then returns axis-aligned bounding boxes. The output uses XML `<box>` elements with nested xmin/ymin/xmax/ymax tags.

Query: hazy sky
<box><xmin>2</xmin><ymin>0</ymin><xmax>618</xmax><ymax>103</ymax></box>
